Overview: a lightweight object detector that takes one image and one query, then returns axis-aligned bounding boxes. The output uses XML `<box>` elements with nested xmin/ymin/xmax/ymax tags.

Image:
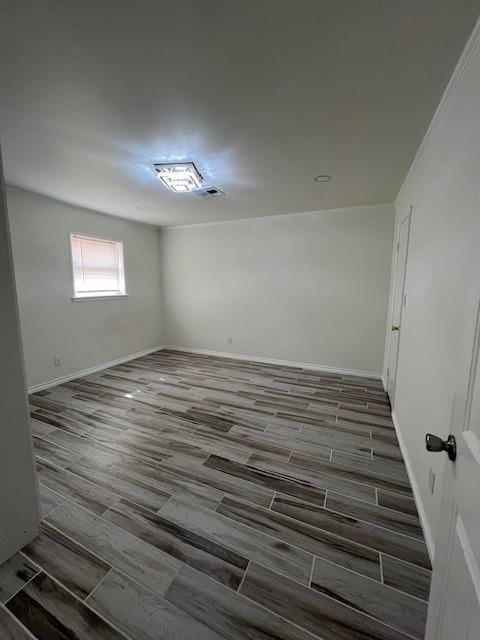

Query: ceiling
<box><xmin>1</xmin><ymin>1</ymin><xmax>479</xmax><ymax>227</ymax></box>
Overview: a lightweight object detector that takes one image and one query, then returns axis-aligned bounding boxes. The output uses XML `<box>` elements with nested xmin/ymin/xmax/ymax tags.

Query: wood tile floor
<box><xmin>0</xmin><ymin>350</ymin><xmax>431</xmax><ymax>640</ymax></box>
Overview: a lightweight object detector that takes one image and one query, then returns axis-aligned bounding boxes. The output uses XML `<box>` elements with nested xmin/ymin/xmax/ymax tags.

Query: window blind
<box><xmin>71</xmin><ymin>235</ymin><xmax>125</xmax><ymax>296</ymax></box>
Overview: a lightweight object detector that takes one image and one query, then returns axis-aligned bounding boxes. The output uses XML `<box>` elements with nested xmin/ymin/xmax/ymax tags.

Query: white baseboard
<box><xmin>391</xmin><ymin>409</ymin><xmax>435</xmax><ymax>562</ymax></box>
<box><xmin>162</xmin><ymin>345</ymin><xmax>381</xmax><ymax>379</ymax></box>
<box><xmin>381</xmin><ymin>374</ymin><xmax>388</xmax><ymax>392</ymax></box>
<box><xmin>27</xmin><ymin>346</ymin><xmax>164</xmax><ymax>394</ymax></box>
<box><xmin>28</xmin><ymin>343</ymin><xmax>381</xmax><ymax>394</ymax></box>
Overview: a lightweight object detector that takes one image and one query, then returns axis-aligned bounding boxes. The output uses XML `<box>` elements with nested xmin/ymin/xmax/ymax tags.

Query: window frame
<box><xmin>69</xmin><ymin>233</ymin><xmax>128</xmax><ymax>302</ymax></box>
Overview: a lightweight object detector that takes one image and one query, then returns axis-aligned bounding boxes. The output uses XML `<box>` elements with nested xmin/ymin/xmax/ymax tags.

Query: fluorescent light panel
<box><xmin>154</xmin><ymin>162</ymin><xmax>203</xmax><ymax>193</ymax></box>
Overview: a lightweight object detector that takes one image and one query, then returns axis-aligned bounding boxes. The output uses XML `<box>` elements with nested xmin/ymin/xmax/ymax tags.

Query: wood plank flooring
<box><xmin>1</xmin><ymin>349</ymin><xmax>431</xmax><ymax>639</ymax></box>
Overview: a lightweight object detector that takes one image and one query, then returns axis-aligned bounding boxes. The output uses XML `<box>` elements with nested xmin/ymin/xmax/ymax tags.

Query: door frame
<box><xmin>386</xmin><ymin>206</ymin><xmax>412</xmax><ymax>405</ymax></box>
<box><xmin>0</xmin><ymin>144</ymin><xmax>40</xmax><ymax>563</ymax></box>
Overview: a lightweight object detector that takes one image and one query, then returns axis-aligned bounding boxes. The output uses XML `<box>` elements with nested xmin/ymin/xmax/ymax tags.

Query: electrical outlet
<box><xmin>228</xmin><ymin>337</ymin><xmax>233</xmax><ymax>345</ymax></box>
<box><xmin>54</xmin><ymin>356</ymin><xmax>63</xmax><ymax>367</ymax></box>
<box><xmin>428</xmin><ymin>467</ymin><xmax>436</xmax><ymax>494</ymax></box>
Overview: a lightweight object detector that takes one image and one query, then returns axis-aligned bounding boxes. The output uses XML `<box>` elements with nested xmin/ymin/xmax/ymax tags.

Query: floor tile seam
<box><xmin>321</xmin><ymin>505</ymin><xmax>426</xmax><ymax>543</ymax></box>
<box><xmin>213</xmin><ymin>478</ymin><xmax>421</xmax><ymax>558</ymax></box>
<box><xmin>23</xmin><ymin>516</ymin><xmax>117</xmax><ymax>588</ymax></box>
<box><xmin>35</xmin><ymin>454</ymin><xmax>130</xmax><ymax>507</ymax></box>
<box><xmin>328</xmin><ymin>455</ymin><xmax>409</xmax><ymax>482</ymax></box>
<box><xmin>324</xmin><ymin>488</ymin><xmax>420</xmax><ymax>522</ymax></box>
<box><xmin>34</xmin><ymin>425</ymin><xmax>168</xmax><ymax>470</ymax></box>
<box><xmin>235</xmin><ymin>558</ymin><xmax>252</xmax><ymax>593</ymax></box>
<box><xmin>84</xmin><ymin>567</ymin><xmax>114</xmax><ymax>602</ymax></box>
<box><xmin>214</xmin><ymin>494</ymin><xmax>393</xmax><ymax>581</ymax></box>
<box><xmin>311</xmin><ymin>554</ymin><xmax>430</xmax><ymax>604</ymax></box>
<box><xmin>244</xmin><ymin>454</ymin><xmax>391</xmax><ymax>501</ymax></box>
<box><xmin>38</xmin><ymin>496</ymin><xmax>192</xmax><ymax>589</ymax></box>
<box><xmin>0</xmin><ymin>604</ymin><xmax>40</xmax><ymax>640</ymax></box>
<box><xmin>155</xmin><ymin>498</ymin><xmax>319</xmax><ymax>587</ymax></box>
<box><xmin>286</xmin><ymin>456</ymin><xmax>411</xmax><ymax>492</ymax></box>
<box><xmin>240</xmin><ymin>562</ymin><xmax>422</xmax><ymax>640</ymax></box>
<box><xmin>1</xmin><ymin>557</ymin><xmax>42</xmax><ymax>607</ymax></box>
<box><xmin>8</xmin><ymin>561</ymin><xmax>134</xmax><ymax>640</ymax></box>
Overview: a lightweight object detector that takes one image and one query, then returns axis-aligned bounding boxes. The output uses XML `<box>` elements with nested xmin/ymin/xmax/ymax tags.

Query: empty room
<box><xmin>1</xmin><ymin>1</ymin><xmax>480</xmax><ymax>639</ymax></box>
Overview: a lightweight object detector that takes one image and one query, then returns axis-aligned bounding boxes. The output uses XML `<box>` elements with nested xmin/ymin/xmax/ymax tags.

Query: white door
<box><xmin>387</xmin><ymin>210</ymin><xmax>411</xmax><ymax>404</ymax></box>
<box><xmin>425</xmin><ymin>301</ymin><xmax>480</xmax><ymax>639</ymax></box>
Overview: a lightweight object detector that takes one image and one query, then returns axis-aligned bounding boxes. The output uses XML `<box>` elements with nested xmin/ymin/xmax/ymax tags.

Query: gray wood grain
<box><xmin>246</xmin><ymin>453</ymin><xmax>377</xmax><ymax>503</ymax></box>
<box><xmin>45</xmin><ymin>427</ymin><xmax>170</xmax><ymax>467</ymax></box>
<box><xmin>88</xmin><ymin>568</ymin><xmax>225</xmax><ymax>640</ymax></box>
<box><xmin>65</xmin><ymin>456</ymin><xmax>171</xmax><ymax>512</ymax></box>
<box><xmin>36</xmin><ymin>458</ymin><xmax>120</xmax><ymax>515</ymax></box>
<box><xmin>104</xmin><ymin>457</ymin><xmax>224</xmax><ymax>509</ymax></box>
<box><xmin>0</xmin><ymin>606</ymin><xmax>35</xmax><ymax>640</ymax></box>
<box><xmin>33</xmin><ymin>435</ymin><xmax>83</xmax><ymax>468</ymax></box>
<box><xmin>30</xmin><ymin>418</ymin><xmax>56</xmax><ymax>438</ymax></box>
<box><xmin>240</xmin><ymin>562</ymin><xmax>413</xmax><ymax>640</ymax></box>
<box><xmin>162</xmin><ymin>455</ymin><xmax>274</xmax><ymax>507</ymax></box>
<box><xmin>46</xmin><ymin>501</ymin><xmax>180</xmax><ymax>594</ymax></box>
<box><xmin>377</xmin><ymin>489</ymin><xmax>419</xmax><ymax>518</ymax></box>
<box><xmin>230</xmin><ymin>424</ymin><xmax>372</xmax><ymax>459</ymax></box>
<box><xmin>330</xmin><ymin>451</ymin><xmax>408</xmax><ymax>481</ymax></box>
<box><xmin>30</xmin><ymin>409</ymin><xmax>91</xmax><ymax>436</ymax></box>
<box><xmin>155</xmin><ymin>427</ymin><xmax>252</xmax><ymax>463</ymax></box>
<box><xmin>193</xmin><ymin>426</ymin><xmax>292</xmax><ymax>461</ymax></box>
<box><xmin>272</xmin><ymin>493</ymin><xmax>431</xmax><ymax>569</ymax></box>
<box><xmin>381</xmin><ymin>554</ymin><xmax>431</xmax><ymax>601</ymax></box>
<box><xmin>337</xmin><ymin>408</ymin><xmax>394</xmax><ymax>428</ymax></box>
<box><xmin>325</xmin><ymin>492</ymin><xmax>423</xmax><ymax>539</ymax></box>
<box><xmin>0</xmin><ymin>554</ymin><xmax>39</xmax><ymax>604</ymax></box>
<box><xmin>1</xmin><ymin>350</ymin><xmax>430</xmax><ymax>640</ymax></box>
<box><xmin>217</xmin><ymin>495</ymin><xmax>381</xmax><ymax>580</ymax></box>
<box><xmin>6</xmin><ymin>573</ymin><xmax>126</xmax><ymax>640</ymax></box>
<box><xmin>23</xmin><ymin>522</ymin><xmax>111</xmax><ymax>599</ymax></box>
<box><xmin>103</xmin><ymin>498</ymin><xmax>247</xmax><ymax>590</ymax></box>
<box><xmin>311</xmin><ymin>557</ymin><xmax>427</xmax><ymax>638</ymax></box>
<box><xmin>205</xmin><ymin>454</ymin><xmax>330</xmax><ymax>505</ymax></box>
<box><xmin>166</xmin><ymin>564</ymin><xmax>320</xmax><ymax>640</ymax></box>
<box><xmin>38</xmin><ymin>484</ymin><xmax>63</xmax><ymax>518</ymax></box>
<box><xmin>290</xmin><ymin>451</ymin><xmax>412</xmax><ymax>496</ymax></box>
<box><xmin>226</xmin><ymin>423</ymin><xmax>332</xmax><ymax>458</ymax></box>
<box><xmin>159</xmin><ymin>496</ymin><xmax>313</xmax><ymax>585</ymax></box>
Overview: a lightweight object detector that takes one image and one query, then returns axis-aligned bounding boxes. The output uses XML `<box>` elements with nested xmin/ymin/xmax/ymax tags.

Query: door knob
<box><xmin>425</xmin><ymin>433</ymin><xmax>457</xmax><ymax>461</ymax></box>
<box><xmin>392</xmin><ymin>326</ymin><xmax>400</xmax><ymax>331</ymax></box>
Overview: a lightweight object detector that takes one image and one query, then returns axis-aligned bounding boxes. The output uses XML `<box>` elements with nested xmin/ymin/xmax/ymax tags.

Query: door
<box><xmin>425</xmin><ymin>300</ymin><xmax>480</xmax><ymax>639</ymax></box>
<box><xmin>387</xmin><ymin>209</ymin><xmax>411</xmax><ymax>404</ymax></box>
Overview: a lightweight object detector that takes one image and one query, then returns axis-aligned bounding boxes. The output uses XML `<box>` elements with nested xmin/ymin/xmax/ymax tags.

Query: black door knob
<box><xmin>425</xmin><ymin>433</ymin><xmax>457</xmax><ymax>461</ymax></box>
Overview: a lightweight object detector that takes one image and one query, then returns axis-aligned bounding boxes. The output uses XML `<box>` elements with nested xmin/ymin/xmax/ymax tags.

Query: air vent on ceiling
<box><xmin>196</xmin><ymin>186</ymin><xmax>225</xmax><ymax>198</ymax></box>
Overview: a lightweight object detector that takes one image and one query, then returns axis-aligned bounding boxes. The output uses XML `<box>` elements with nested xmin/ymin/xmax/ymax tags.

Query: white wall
<box><xmin>160</xmin><ymin>204</ymin><xmax>394</xmax><ymax>375</ymax></box>
<box><xmin>7</xmin><ymin>187</ymin><xmax>162</xmax><ymax>389</ymax></box>
<box><xmin>0</xmin><ymin>157</ymin><xmax>39</xmax><ymax>563</ymax></box>
<box><xmin>383</xmin><ymin>24</ymin><xmax>480</xmax><ymax>555</ymax></box>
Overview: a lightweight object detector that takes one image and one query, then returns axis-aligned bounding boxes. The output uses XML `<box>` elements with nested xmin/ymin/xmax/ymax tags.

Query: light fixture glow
<box><xmin>154</xmin><ymin>162</ymin><xmax>203</xmax><ymax>193</ymax></box>
<box><xmin>137</xmin><ymin>204</ymin><xmax>150</xmax><ymax>211</ymax></box>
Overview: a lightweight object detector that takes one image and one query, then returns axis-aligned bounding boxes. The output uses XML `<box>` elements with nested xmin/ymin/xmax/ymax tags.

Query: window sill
<box><xmin>71</xmin><ymin>294</ymin><xmax>129</xmax><ymax>302</ymax></box>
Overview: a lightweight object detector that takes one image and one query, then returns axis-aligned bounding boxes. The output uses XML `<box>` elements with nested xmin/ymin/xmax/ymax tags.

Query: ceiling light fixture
<box><xmin>313</xmin><ymin>174</ymin><xmax>332</xmax><ymax>183</ymax></box>
<box><xmin>137</xmin><ymin>205</ymin><xmax>150</xmax><ymax>211</ymax></box>
<box><xmin>154</xmin><ymin>162</ymin><xmax>203</xmax><ymax>193</ymax></box>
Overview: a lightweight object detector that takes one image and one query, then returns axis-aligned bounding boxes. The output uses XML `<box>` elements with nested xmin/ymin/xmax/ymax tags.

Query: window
<box><xmin>70</xmin><ymin>234</ymin><xmax>126</xmax><ymax>299</ymax></box>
